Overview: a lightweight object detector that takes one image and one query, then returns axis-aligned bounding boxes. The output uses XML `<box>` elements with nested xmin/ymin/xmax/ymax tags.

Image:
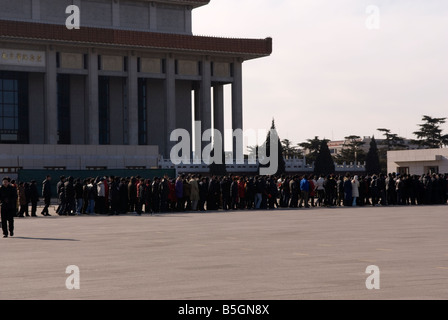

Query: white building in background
<box><xmin>387</xmin><ymin>148</ymin><xmax>448</xmax><ymax>175</ymax></box>
<box><xmin>327</xmin><ymin>136</ymin><xmax>420</xmax><ymax>156</ymax></box>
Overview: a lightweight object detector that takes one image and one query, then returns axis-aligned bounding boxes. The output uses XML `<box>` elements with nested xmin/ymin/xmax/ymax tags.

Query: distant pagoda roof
<box><xmin>0</xmin><ymin>20</ymin><xmax>272</xmax><ymax>60</ymax></box>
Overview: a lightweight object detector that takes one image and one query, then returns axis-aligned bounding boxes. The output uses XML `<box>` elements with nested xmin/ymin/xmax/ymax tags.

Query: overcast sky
<box><xmin>192</xmin><ymin>0</ymin><xmax>448</xmax><ymax>148</ymax></box>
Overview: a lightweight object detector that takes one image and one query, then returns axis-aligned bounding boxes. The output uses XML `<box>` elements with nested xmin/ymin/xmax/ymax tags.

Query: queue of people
<box><xmin>43</xmin><ymin>172</ymin><xmax>448</xmax><ymax>217</ymax></box>
<box><xmin>2</xmin><ymin>171</ymin><xmax>447</xmax><ymax>221</ymax></box>
<box><xmin>1</xmin><ymin>172</ymin><xmax>447</xmax><ymax>238</ymax></box>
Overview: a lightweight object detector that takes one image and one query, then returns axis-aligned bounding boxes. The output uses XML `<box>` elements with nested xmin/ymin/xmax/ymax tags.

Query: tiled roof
<box><xmin>0</xmin><ymin>20</ymin><xmax>271</xmax><ymax>59</ymax></box>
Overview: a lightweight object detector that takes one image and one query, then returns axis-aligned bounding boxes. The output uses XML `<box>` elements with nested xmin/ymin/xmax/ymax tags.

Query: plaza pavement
<box><xmin>1</xmin><ymin>204</ymin><xmax>448</xmax><ymax>300</ymax></box>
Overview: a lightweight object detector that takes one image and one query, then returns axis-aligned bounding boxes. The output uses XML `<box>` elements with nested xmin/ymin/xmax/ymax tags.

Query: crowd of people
<box><xmin>33</xmin><ymin>172</ymin><xmax>448</xmax><ymax>215</ymax></box>
<box><xmin>2</xmin><ymin>172</ymin><xmax>447</xmax><ymax>237</ymax></box>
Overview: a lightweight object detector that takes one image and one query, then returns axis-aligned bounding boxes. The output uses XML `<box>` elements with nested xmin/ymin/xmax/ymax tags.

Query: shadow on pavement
<box><xmin>11</xmin><ymin>236</ymin><xmax>80</xmax><ymax>241</ymax></box>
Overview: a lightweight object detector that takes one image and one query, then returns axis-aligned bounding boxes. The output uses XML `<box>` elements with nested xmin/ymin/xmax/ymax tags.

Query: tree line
<box><xmin>242</xmin><ymin>115</ymin><xmax>448</xmax><ymax>176</ymax></box>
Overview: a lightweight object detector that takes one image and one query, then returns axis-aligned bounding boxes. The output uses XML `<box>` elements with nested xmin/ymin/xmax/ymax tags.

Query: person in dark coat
<box><xmin>64</xmin><ymin>176</ymin><xmax>76</xmax><ymax>215</ymax></box>
<box><xmin>254</xmin><ymin>176</ymin><xmax>263</xmax><ymax>209</ymax></box>
<box><xmin>137</xmin><ymin>178</ymin><xmax>146</xmax><ymax>215</ymax></box>
<box><xmin>175</xmin><ymin>176</ymin><xmax>184</xmax><ymax>212</ymax></box>
<box><xmin>230</xmin><ymin>177</ymin><xmax>239</xmax><ymax>210</ymax></box>
<box><xmin>29</xmin><ymin>180</ymin><xmax>39</xmax><ymax>217</ymax></box>
<box><xmin>151</xmin><ymin>177</ymin><xmax>160</xmax><ymax>213</ymax></box>
<box><xmin>108</xmin><ymin>176</ymin><xmax>120</xmax><ymax>215</ymax></box>
<box><xmin>386</xmin><ymin>173</ymin><xmax>397</xmax><ymax>205</ymax></box>
<box><xmin>281</xmin><ymin>177</ymin><xmax>290</xmax><ymax>208</ymax></box>
<box><xmin>377</xmin><ymin>173</ymin><xmax>387</xmax><ymax>206</ymax></box>
<box><xmin>206</xmin><ymin>176</ymin><xmax>219</xmax><ymax>211</ymax></box>
<box><xmin>343</xmin><ymin>175</ymin><xmax>352</xmax><ymax>206</ymax></box>
<box><xmin>118</xmin><ymin>178</ymin><xmax>129</xmax><ymax>214</ymax></box>
<box><xmin>220</xmin><ymin>176</ymin><xmax>231</xmax><ymax>211</ymax></box>
<box><xmin>74</xmin><ymin>178</ymin><xmax>84</xmax><ymax>214</ymax></box>
<box><xmin>370</xmin><ymin>175</ymin><xmax>379</xmax><ymax>206</ymax></box>
<box><xmin>168</xmin><ymin>179</ymin><xmax>177</xmax><ymax>211</ymax></box>
<box><xmin>1</xmin><ymin>177</ymin><xmax>17</xmax><ymax>238</ymax></box>
<box><xmin>17</xmin><ymin>182</ymin><xmax>28</xmax><ymax>217</ymax></box>
<box><xmin>81</xmin><ymin>179</ymin><xmax>89</xmax><ymax>214</ymax></box>
<box><xmin>260</xmin><ymin>177</ymin><xmax>268</xmax><ymax>209</ymax></box>
<box><xmin>268</xmin><ymin>177</ymin><xmax>279</xmax><ymax>209</ymax></box>
<box><xmin>245</xmin><ymin>177</ymin><xmax>255</xmax><ymax>209</ymax></box>
<box><xmin>198</xmin><ymin>177</ymin><xmax>208</xmax><ymax>211</ymax></box>
<box><xmin>41</xmin><ymin>175</ymin><xmax>52</xmax><ymax>216</ymax></box>
<box><xmin>56</xmin><ymin>176</ymin><xmax>66</xmax><ymax>215</ymax></box>
<box><xmin>159</xmin><ymin>175</ymin><xmax>170</xmax><ymax>213</ymax></box>
<box><xmin>336</xmin><ymin>175</ymin><xmax>344</xmax><ymax>207</ymax></box>
<box><xmin>128</xmin><ymin>177</ymin><xmax>137</xmax><ymax>213</ymax></box>
<box><xmin>144</xmin><ymin>178</ymin><xmax>152</xmax><ymax>214</ymax></box>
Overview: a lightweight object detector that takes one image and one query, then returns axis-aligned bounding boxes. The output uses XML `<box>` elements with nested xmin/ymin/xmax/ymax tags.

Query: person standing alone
<box><xmin>1</xmin><ymin>177</ymin><xmax>18</xmax><ymax>238</ymax></box>
<box><xmin>41</xmin><ymin>175</ymin><xmax>52</xmax><ymax>216</ymax></box>
<box><xmin>29</xmin><ymin>180</ymin><xmax>39</xmax><ymax>217</ymax></box>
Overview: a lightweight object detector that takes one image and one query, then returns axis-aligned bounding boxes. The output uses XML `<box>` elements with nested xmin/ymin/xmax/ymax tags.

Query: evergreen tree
<box><xmin>377</xmin><ymin>128</ymin><xmax>407</xmax><ymax>173</ymax></box>
<box><xmin>259</xmin><ymin>119</ymin><xmax>285</xmax><ymax>175</ymax></box>
<box><xmin>365</xmin><ymin>136</ymin><xmax>381</xmax><ymax>174</ymax></box>
<box><xmin>335</xmin><ymin>135</ymin><xmax>365</xmax><ymax>164</ymax></box>
<box><xmin>412</xmin><ymin>115</ymin><xmax>448</xmax><ymax>148</ymax></box>
<box><xmin>314</xmin><ymin>139</ymin><xmax>335</xmax><ymax>175</ymax></box>
<box><xmin>299</xmin><ymin>136</ymin><xmax>325</xmax><ymax>164</ymax></box>
<box><xmin>281</xmin><ymin>139</ymin><xmax>302</xmax><ymax>159</ymax></box>
<box><xmin>377</xmin><ymin>128</ymin><xmax>407</xmax><ymax>150</ymax></box>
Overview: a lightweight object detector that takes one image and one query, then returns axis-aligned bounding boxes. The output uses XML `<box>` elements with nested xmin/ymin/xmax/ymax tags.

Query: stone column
<box><xmin>127</xmin><ymin>54</ymin><xmax>138</xmax><ymax>145</ymax></box>
<box><xmin>232</xmin><ymin>61</ymin><xmax>243</xmax><ymax>162</ymax></box>
<box><xmin>87</xmin><ymin>49</ymin><xmax>99</xmax><ymax>145</ymax></box>
<box><xmin>165</xmin><ymin>56</ymin><xmax>176</xmax><ymax>157</ymax></box>
<box><xmin>213</xmin><ymin>84</ymin><xmax>225</xmax><ymax>160</ymax></box>
<box><xmin>200</xmin><ymin>59</ymin><xmax>212</xmax><ymax>155</ymax></box>
<box><xmin>44</xmin><ymin>47</ymin><xmax>58</xmax><ymax>145</ymax></box>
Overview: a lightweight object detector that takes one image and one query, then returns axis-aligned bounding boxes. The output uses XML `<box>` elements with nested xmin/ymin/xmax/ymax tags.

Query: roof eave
<box><xmin>0</xmin><ymin>35</ymin><xmax>271</xmax><ymax>61</ymax></box>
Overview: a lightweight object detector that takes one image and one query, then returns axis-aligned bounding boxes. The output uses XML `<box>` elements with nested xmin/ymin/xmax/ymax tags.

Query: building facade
<box><xmin>0</xmin><ymin>0</ymin><xmax>272</xmax><ymax>178</ymax></box>
<box><xmin>387</xmin><ymin>148</ymin><xmax>448</xmax><ymax>175</ymax></box>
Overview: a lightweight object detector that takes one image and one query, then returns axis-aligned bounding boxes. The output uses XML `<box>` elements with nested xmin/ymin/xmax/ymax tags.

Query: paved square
<box><xmin>1</xmin><ymin>205</ymin><xmax>448</xmax><ymax>300</ymax></box>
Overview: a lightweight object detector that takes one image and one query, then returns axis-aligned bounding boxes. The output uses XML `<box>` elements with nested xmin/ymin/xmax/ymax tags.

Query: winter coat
<box><xmin>18</xmin><ymin>185</ymin><xmax>27</xmax><ymax>206</ymax></box>
<box><xmin>175</xmin><ymin>179</ymin><xmax>183</xmax><ymax>199</ymax></box>
<box><xmin>238</xmin><ymin>181</ymin><xmax>246</xmax><ymax>198</ymax></box>
<box><xmin>42</xmin><ymin>179</ymin><xmax>52</xmax><ymax>198</ymax></box>
<box><xmin>351</xmin><ymin>176</ymin><xmax>360</xmax><ymax>198</ymax></box>
<box><xmin>189</xmin><ymin>179</ymin><xmax>200</xmax><ymax>201</ymax></box>
<box><xmin>97</xmin><ymin>181</ymin><xmax>106</xmax><ymax>197</ymax></box>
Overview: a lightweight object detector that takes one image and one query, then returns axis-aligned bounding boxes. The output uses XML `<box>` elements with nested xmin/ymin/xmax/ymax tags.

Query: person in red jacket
<box><xmin>308</xmin><ymin>177</ymin><xmax>316</xmax><ymax>207</ymax></box>
<box><xmin>238</xmin><ymin>177</ymin><xmax>246</xmax><ymax>209</ymax></box>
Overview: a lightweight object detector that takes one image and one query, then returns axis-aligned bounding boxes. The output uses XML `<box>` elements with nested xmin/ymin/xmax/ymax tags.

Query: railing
<box><xmin>158</xmin><ymin>156</ymin><xmax>366</xmax><ymax>174</ymax></box>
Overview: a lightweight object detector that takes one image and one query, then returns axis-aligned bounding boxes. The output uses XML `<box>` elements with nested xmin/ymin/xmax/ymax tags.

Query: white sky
<box><xmin>192</xmin><ymin>0</ymin><xmax>448</xmax><ymax>148</ymax></box>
